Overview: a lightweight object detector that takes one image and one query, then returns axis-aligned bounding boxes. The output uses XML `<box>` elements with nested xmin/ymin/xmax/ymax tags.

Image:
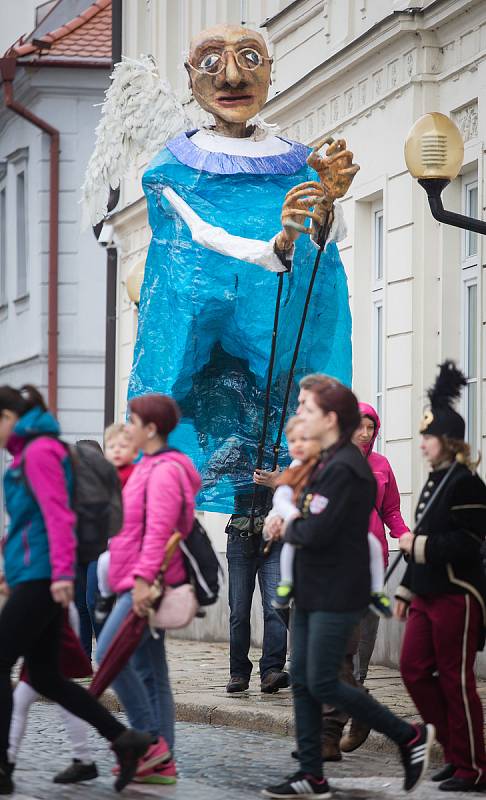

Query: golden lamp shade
<box><xmin>404</xmin><ymin>112</ymin><xmax>464</xmax><ymax>181</ymax></box>
<box><xmin>125</xmin><ymin>259</ymin><xmax>145</xmax><ymax>304</ymax></box>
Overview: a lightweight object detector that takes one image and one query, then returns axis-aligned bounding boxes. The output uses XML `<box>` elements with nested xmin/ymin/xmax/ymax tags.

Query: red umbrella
<box><xmin>89</xmin><ymin>533</ymin><xmax>181</xmax><ymax>698</ymax></box>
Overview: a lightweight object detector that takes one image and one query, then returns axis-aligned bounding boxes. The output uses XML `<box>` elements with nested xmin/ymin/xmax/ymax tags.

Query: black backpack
<box><xmin>22</xmin><ymin>438</ymin><xmax>123</xmax><ymax>564</ymax></box>
<box><xmin>169</xmin><ymin>462</ymin><xmax>222</xmax><ymax>606</ymax></box>
<box><xmin>179</xmin><ymin>518</ymin><xmax>221</xmax><ymax>606</ymax></box>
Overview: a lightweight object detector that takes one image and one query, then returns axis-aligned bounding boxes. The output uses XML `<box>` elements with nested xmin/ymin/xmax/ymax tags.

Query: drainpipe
<box><xmin>0</xmin><ymin>57</ymin><xmax>60</xmax><ymax>415</ymax></box>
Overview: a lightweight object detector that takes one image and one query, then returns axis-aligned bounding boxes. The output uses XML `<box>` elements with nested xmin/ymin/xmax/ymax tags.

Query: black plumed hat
<box><xmin>420</xmin><ymin>360</ymin><xmax>466</xmax><ymax>440</ymax></box>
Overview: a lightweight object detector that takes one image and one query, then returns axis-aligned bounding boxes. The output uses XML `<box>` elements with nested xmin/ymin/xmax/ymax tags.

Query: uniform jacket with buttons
<box><xmin>284</xmin><ymin>442</ymin><xmax>376</xmax><ymax>612</ymax></box>
<box><xmin>396</xmin><ymin>462</ymin><xmax>486</xmax><ymax>625</ymax></box>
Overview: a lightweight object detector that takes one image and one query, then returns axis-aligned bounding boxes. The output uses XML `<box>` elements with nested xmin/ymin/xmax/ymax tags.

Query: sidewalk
<box><xmin>93</xmin><ymin>638</ymin><xmax>486</xmax><ymax>756</ymax></box>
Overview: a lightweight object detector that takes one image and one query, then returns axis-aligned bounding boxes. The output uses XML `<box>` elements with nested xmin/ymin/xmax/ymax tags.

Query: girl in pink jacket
<box><xmin>96</xmin><ymin>394</ymin><xmax>201</xmax><ymax>787</ymax></box>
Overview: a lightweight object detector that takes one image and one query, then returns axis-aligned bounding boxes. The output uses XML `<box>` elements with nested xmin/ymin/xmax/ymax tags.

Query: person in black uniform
<box><xmin>263</xmin><ymin>374</ymin><xmax>434</xmax><ymax>800</ymax></box>
<box><xmin>396</xmin><ymin>361</ymin><xmax>486</xmax><ymax>793</ymax></box>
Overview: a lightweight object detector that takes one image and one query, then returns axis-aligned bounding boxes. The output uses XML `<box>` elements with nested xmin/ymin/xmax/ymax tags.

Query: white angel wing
<box><xmin>81</xmin><ymin>55</ymin><xmax>191</xmax><ymax>226</ymax></box>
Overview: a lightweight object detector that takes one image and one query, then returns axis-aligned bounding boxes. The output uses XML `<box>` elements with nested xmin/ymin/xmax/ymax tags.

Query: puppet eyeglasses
<box><xmin>187</xmin><ymin>48</ymin><xmax>272</xmax><ymax>75</ymax></box>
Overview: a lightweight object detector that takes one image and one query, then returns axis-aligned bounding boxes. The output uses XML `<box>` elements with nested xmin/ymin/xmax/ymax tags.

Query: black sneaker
<box><xmin>94</xmin><ymin>593</ymin><xmax>116</xmax><ymax>625</ymax></box>
<box><xmin>400</xmin><ymin>723</ymin><xmax>435</xmax><ymax>792</ymax></box>
<box><xmin>369</xmin><ymin>591</ymin><xmax>393</xmax><ymax>619</ymax></box>
<box><xmin>262</xmin><ymin>771</ymin><xmax>331</xmax><ymax>798</ymax></box>
<box><xmin>53</xmin><ymin>759</ymin><xmax>99</xmax><ymax>784</ymax></box>
<box><xmin>111</xmin><ymin>729</ymin><xmax>151</xmax><ymax>792</ymax></box>
<box><xmin>0</xmin><ymin>762</ymin><xmax>14</xmax><ymax>796</ymax></box>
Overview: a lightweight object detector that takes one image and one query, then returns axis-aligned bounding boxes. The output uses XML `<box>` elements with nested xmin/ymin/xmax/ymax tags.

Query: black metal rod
<box><xmin>419</xmin><ymin>178</ymin><xmax>486</xmax><ymax>235</ymax></box>
<box><xmin>271</xmin><ymin>216</ymin><xmax>333</xmax><ymax>471</ymax></box>
<box><xmin>248</xmin><ymin>272</ymin><xmax>285</xmax><ymax>533</ymax></box>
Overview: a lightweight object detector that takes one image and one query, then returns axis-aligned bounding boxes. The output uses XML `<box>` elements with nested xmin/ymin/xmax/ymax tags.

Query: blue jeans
<box><xmin>292</xmin><ymin>606</ymin><xmax>414</xmax><ymax>777</ymax></box>
<box><xmin>75</xmin><ymin>560</ymin><xmax>102</xmax><ymax>658</ymax></box>
<box><xmin>96</xmin><ymin>591</ymin><xmax>175</xmax><ymax>750</ymax></box>
<box><xmin>226</xmin><ymin>534</ymin><xmax>287</xmax><ymax>680</ymax></box>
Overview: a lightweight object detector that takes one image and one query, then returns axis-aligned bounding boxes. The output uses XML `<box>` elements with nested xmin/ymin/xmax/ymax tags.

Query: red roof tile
<box><xmin>14</xmin><ymin>0</ymin><xmax>111</xmax><ymax>64</ymax></box>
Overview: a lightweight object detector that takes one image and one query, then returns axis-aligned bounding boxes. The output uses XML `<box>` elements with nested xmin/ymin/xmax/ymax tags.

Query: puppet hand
<box><xmin>307</xmin><ymin>138</ymin><xmax>360</xmax><ymax>201</ymax></box>
<box><xmin>275</xmin><ymin>181</ymin><xmax>329</xmax><ymax>253</ymax></box>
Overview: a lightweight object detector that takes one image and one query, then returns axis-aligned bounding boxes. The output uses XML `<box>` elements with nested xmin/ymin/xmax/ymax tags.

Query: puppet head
<box><xmin>185</xmin><ymin>24</ymin><xmax>272</xmax><ymax>135</ymax></box>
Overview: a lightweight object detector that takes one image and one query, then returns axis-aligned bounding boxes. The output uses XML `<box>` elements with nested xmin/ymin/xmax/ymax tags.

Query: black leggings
<box><xmin>0</xmin><ymin>579</ymin><xmax>125</xmax><ymax>761</ymax></box>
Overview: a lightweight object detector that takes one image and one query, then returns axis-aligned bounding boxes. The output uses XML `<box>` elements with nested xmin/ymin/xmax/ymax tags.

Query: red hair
<box><xmin>129</xmin><ymin>394</ymin><xmax>180</xmax><ymax>437</ymax></box>
<box><xmin>299</xmin><ymin>374</ymin><xmax>360</xmax><ymax>445</ymax></box>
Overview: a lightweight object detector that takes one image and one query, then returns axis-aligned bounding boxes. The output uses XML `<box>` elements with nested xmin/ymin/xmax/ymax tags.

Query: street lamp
<box><xmin>404</xmin><ymin>112</ymin><xmax>486</xmax><ymax>235</ymax></box>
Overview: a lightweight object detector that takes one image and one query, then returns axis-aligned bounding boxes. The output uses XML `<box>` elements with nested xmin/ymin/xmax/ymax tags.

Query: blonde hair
<box><xmin>285</xmin><ymin>415</ymin><xmax>305</xmax><ymax>436</ymax></box>
<box><xmin>104</xmin><ymin>422</ymin><xmax>127</xmax><ymax>446</ymax></box>
<box><xmin>441</xmin><ymin>437</ymin><xmax>481</xmax><ymax>472</ymax></box>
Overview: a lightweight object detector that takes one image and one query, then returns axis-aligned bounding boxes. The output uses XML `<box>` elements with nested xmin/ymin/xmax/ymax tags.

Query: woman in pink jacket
<box><xmin>96</xmin><ymin>394</ymin><xmax>201</xmax><ymax>787</ymax></box>
<box><xmin>340</xmin><ymin>401</ymin><xmax>409</xmax><ymax>753</ymax></box>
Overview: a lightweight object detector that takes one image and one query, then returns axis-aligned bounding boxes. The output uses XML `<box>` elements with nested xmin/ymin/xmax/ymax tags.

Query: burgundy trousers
<box><xmin>401</xmin><ymin>592</ymin><xmax>486</xmax><ymax>782</ymax></box>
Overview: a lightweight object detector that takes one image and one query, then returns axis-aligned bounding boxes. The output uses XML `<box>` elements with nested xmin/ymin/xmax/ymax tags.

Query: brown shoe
<box><xmin>226</xmin><ymin>676</ymin><xmax>249</xmax><ymax>693</ymax></box>
<box><xmin>340</xmin><ymin>717</ymin><xmax>371</xmax><ymax>752</ymax></box>
<box><xmin>260</xmin><ymin>670</ymin><xmax>290</xmax><ymax>694</ymax></box>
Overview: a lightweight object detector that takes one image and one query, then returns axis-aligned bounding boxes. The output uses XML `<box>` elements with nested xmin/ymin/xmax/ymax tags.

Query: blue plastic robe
<box><xmin>128</xmin><ymin>131</ymin><xmax>352</xmax><ymax>514</ymax></box>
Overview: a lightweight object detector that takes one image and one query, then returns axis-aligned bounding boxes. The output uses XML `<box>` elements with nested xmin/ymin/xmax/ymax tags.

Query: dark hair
<box><xmin>129</xmin><ymin>393</ymin><xmax>180</xmax><ymax>437</ymax></box>
<box><xmin>299</xmin><ymin>374</ymin><xmax>361</xmax><ymax>447</ymax></box>
<box><xmin>0</xmin><ymin>384</ymin><xmax>47</xmax><ymax>416</ymax></box>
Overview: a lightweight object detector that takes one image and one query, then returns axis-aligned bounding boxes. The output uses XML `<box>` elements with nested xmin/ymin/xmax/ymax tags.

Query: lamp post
<box><xmin>404</xmin><ymin>112</ymin><xmax>486</xmax><ymax>235</ymax></box>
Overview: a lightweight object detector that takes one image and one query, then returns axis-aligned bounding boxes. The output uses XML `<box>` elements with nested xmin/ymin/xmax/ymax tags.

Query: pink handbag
<box><xmin>151</xmin><ymin>582</ymin><xmax>199</xmax><ymax>630</ymax></box>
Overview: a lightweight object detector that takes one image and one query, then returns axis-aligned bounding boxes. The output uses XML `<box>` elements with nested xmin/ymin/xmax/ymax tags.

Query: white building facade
<box><xmin>110</xmin><ymin>0</ymin><xmax>486</xmax><ymax>669</ymax></box>
<box><xmin>0</xmin><ymin>1</ymin><xmax>111</xmax><ymax>533</ymax></box>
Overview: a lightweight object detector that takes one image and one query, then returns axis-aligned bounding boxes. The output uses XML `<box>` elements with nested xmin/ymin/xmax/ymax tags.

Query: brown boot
<box><xmin>340</xmin><ymin>717</ymin><xmax>371</xmax><ymax>752</ymax></box>
<box><xmin>321</xmin><ymin>738</ymin><xmax>342</xmax><ymax>762</ymax></box>
<box><xmin>321</xmin><ymin>719</ymin><xmax>343</xmax><ymax>762</ymax></box>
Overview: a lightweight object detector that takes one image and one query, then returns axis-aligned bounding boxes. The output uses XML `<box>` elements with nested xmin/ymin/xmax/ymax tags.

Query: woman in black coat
<box><xmin>397</xmin><ymin>362</ymin><xmax>486</xmax><ymax>793</ymax></box>
<box><xmin>263</xmin><ymin>374</ymin><xmax>434</xmax><ymax>800</ymax></box>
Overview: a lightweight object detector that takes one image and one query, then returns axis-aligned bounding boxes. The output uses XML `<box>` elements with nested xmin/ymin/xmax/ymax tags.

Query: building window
<box><xmin>0</xmin><ymin>187</ymin><xmax>6</xmax><ymax>306</ymax></box>
<box><xmin>464</xmin><ymin>180</ymin><xmax>478</xmax><ymax>260</ymax></box>
<box><xmin>373</xmin><ymin>301</ymin><xmax>384</xmax><ymax>451</ymax></box>
<box><xmin>374</xmin><ymin>209</ymin><xmax>384</xmax><ymax>282</ymax></box>
<box><xmin>16</xmin><ymin>171</ymin><xmax>27</xmax><ymax>298</ymax></box>
<box><xmin>461</xmin><ymin>175</ymin><xmax>479</xmax><ymax>451</ymax></box>
<box><xmin>464</xmin><ymin>280</ymin><xmax>478</xmax><ymax>449</ymax></box>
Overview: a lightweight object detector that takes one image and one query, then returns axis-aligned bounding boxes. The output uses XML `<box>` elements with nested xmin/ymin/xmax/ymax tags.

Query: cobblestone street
<box><xmin>9</xmin><ymin>703</ymin><xmax>480</xmax><ymax>800</ymax></box>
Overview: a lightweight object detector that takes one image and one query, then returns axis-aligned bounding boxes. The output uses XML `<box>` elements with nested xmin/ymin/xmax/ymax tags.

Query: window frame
<box><xmin>460</xmin><ymin>172</ymin><xmax>480</xmax><ymax>452</ymax></box>
<box><xmin>0</xmin><ymin>178</ymin><xmax>7</xmax><ymax>308</ymax></box>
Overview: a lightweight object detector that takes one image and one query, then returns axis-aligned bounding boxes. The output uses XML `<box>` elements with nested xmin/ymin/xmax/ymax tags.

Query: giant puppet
<box><xmin>82</xmin><ymin>25</ymin><xmax>359</xmax><ymax>515</ymax></box>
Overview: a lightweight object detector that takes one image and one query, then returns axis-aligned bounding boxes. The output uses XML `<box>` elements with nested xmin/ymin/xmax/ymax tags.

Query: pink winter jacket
<box><xmin>108</xmin><ymin>449</ymin><xmax>201</xmax><ymax>594</ymax></box>
<box><xmin>359</xmin><ymin>403</ymin><xmax>409</xmax><ymax>565</ymax></box>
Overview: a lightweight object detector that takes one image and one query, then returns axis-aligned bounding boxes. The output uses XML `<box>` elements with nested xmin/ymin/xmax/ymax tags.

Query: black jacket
<box><xmin>396</xmin><ymin>462</ymin><xmax>486</xmax><ymax>627</ymax></box>
<box><xmin>285</xmin><ymin>442</ymin><xmax>376</xmax><ymax>612</ymax></box>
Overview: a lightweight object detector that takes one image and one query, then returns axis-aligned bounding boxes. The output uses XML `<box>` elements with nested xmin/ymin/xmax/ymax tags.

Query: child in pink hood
<box><xmin>354</xmin><ymin>403</ymin><xmax>409</xmax><ymax>567</ymax></box>
<box><xmin>340</xmin><ymin>401</ymin><xmax>409</xmax><ymax>755</ymax></box>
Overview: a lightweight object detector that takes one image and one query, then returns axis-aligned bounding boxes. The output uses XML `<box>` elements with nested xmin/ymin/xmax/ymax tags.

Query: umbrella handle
<box><xmin>160</xmin><ymin>532</ymin><xmax>182</xmax><ymax>573</ymax></box>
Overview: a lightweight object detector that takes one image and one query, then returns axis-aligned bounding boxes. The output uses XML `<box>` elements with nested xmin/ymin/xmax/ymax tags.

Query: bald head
<box><xmin>185</xmin><ymin>24</ymin><xmax>272</xmax><ymax>136</ymax></box>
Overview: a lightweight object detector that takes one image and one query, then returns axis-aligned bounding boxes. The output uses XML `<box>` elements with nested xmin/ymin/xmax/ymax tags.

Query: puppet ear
<box><xmin>81</xmin><ymin>55</ymin><xmax>190</xmax><ymax>227</ymax></box>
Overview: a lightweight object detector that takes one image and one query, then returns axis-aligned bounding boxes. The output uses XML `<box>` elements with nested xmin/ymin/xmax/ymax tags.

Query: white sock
<box><xmin>368</xmin><ymin>533</ymin><xmax>385</xmax><ymax>594</ymax></box>
<box><xmin>279</xmin><ymin>543</ymin><xmax>295</xmax><ymax>585</ymax></box>
<box><xmin>9</xmin><ymin>681</ymin><xmax>39</xmax><ymax>762</ymax></box>
<box><xmin>57</xmin><ymin>705</ymin><xmax>93</xmax><ymax>763</ymax></box>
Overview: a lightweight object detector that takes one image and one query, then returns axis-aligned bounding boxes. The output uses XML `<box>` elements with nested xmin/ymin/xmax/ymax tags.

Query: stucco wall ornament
<box><xmin>82</xmin><ymin>25</ymin><xmax>359</xmax><ymax>514</ymax></box>
<box><xmin>453</xmin><ymin>102</ymin><xmax>478</xmax><ymax>142</ymax></box>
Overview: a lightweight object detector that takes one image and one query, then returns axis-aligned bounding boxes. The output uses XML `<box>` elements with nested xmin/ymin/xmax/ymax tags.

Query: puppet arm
<box><xmin>162</xmin><ymin>186</ymin><xmax>345</xmax><ymax>273</ymax></box>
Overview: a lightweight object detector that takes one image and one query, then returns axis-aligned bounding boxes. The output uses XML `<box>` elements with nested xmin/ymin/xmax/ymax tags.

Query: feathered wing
<box><xmin>428</xmin><ymin>360</ymin><xmax>467</xmax><ymax>409</ymax></box>
<box><xmin>81</xmin><ymin>55</ymin><xmax>192</xmax><ymax>226</ymax></box>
